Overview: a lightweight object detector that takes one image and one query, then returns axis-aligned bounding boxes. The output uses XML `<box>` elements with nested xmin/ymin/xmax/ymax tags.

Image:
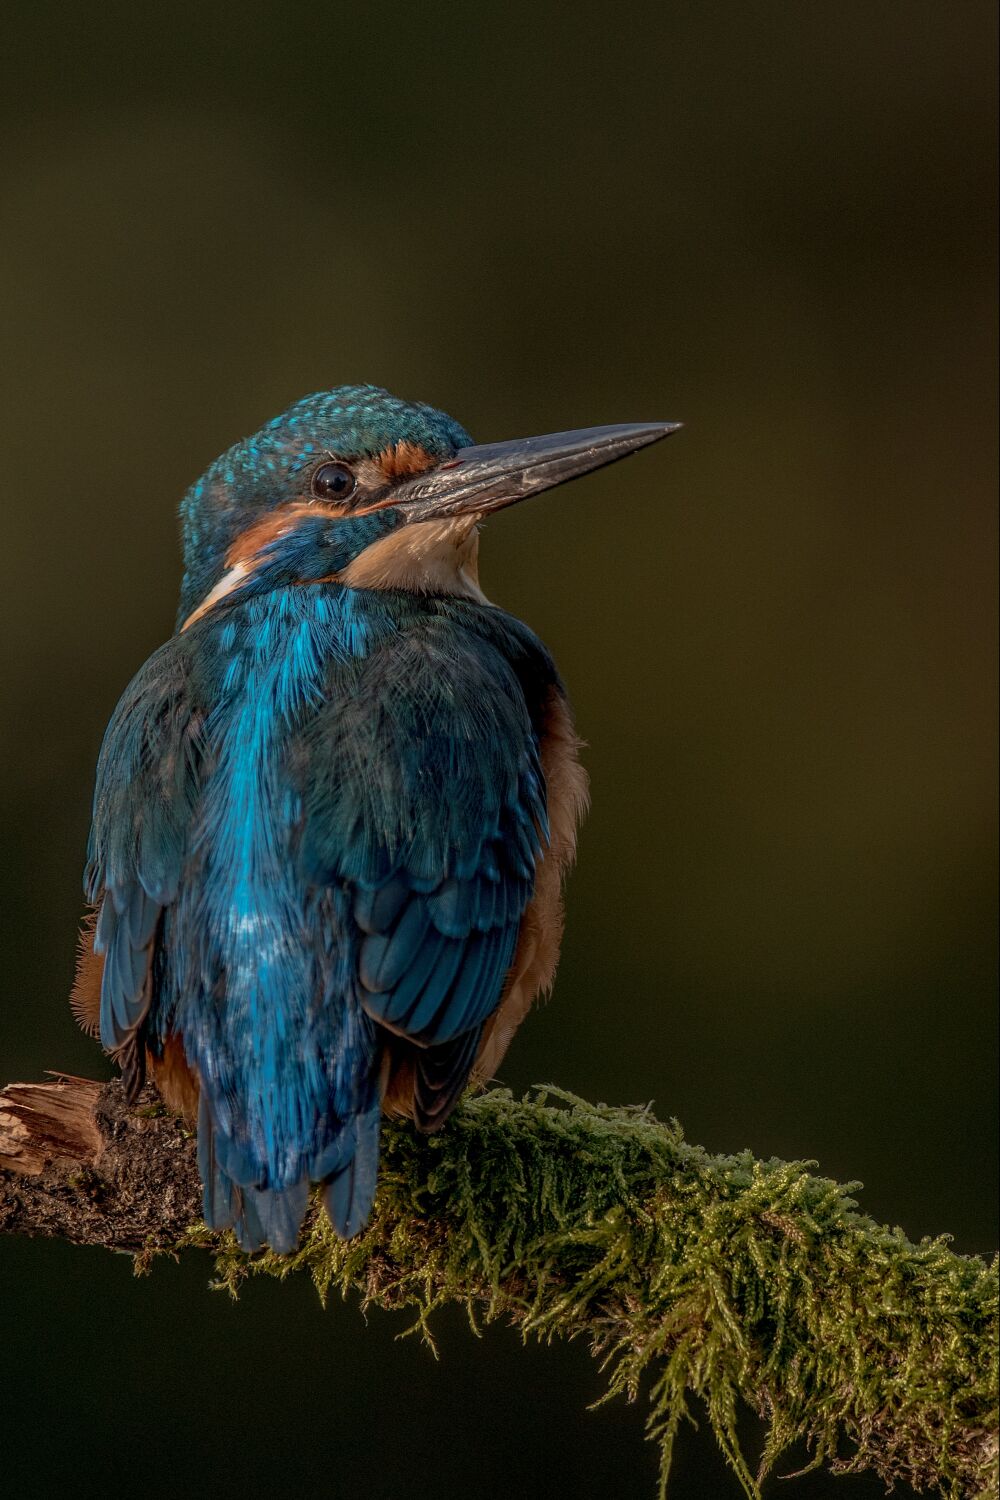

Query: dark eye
<box><xmin>312</xmin><ymin>461</ymin><xmax>357</xmax><ymax>502</ymax></box>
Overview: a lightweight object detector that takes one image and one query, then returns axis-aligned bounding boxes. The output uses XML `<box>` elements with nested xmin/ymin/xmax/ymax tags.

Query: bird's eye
<box><xmin>311</xmin><ymin>461</ymin><xmax>357</xmax><ymax>502</ymax></box>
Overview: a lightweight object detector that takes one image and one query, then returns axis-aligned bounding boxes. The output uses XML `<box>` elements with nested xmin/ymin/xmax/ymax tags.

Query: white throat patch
<box><xmin>337</xmin><ymin>518</ymin><xmax>488</xmax><ymax>602</ymax></box>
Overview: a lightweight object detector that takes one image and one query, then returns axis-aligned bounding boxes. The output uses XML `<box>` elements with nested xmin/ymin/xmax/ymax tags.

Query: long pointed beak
<box><xmin>389</xmin><ymin>421</ymin><xmax>681</xmax><ymax>521</ymax></box>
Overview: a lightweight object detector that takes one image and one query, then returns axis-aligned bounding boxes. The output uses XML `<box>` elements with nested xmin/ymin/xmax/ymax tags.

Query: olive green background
<box><xmin>0</xmin><ymin>5</ymin><xmax>996</xmax><ymax>1497</ymax></box>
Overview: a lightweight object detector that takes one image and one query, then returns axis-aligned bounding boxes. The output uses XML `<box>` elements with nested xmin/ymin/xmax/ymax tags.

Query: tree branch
<box><xmin>1</xmin><ymin>1075</ymin><xmax>996</xmax><ymax>1498</ymax></box>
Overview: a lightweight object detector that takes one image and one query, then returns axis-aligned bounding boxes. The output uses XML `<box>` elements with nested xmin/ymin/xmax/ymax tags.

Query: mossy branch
<box><xmin>1</xmin><ymin>1076</ymin><xmax>996</xmax><ymax>1498</ymax></box>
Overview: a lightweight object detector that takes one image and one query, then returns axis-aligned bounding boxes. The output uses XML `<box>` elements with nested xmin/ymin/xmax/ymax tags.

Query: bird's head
<box><xmin>177</xmin><ymin>384</ymin><xmax>678</xmax><ymax>629</ymax></box>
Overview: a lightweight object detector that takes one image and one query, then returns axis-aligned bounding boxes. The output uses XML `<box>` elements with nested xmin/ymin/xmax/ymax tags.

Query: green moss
<box><xmin>132</xmin><ymin>1101</ymin><xmax>168</xmax><ymax>1119</ymax></box>
<box><xmin>149</xmin><ymin>1088</ymin><xmax>999</xmax><ymax>1497</ymax></box>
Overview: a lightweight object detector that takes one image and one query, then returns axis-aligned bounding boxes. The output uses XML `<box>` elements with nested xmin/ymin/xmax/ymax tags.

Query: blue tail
<box><xmin>197</xmin><ymin>1091</ymin><xmax>381</xmax><ymax>1252</ymax></box>
<box><xmin>321</xmin><ymin>1096</ymin><xmax>382</xmax><ymax>1239</ymax></box>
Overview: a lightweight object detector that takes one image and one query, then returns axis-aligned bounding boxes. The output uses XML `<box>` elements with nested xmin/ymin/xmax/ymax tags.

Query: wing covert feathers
<box><xmin>472</xmin><ymin>687</ymin><xmax>589</xmax><ymax>1086</ymax></box>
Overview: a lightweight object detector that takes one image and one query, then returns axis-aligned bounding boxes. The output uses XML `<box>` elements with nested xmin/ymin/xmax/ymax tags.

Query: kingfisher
<box><xmin>71</xmin><ymin>386</ymin><xmax>678</xmax><ymax>1253</ymax></box>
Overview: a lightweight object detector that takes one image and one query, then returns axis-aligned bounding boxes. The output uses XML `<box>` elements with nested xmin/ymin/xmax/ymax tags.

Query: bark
<box><xmin>0</xmin><ymin>1076</ymin><xmax>199</xmax><ymax>1248</ymax></box>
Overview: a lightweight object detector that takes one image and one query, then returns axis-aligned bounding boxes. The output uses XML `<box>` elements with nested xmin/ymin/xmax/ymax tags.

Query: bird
<box><xmin>70</xmin><ymin>385</ymin><xmax>678</xmax><ymax>1253</ymax></box>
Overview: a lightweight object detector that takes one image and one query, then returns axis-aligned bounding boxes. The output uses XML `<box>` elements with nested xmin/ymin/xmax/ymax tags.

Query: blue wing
<box><xmin>299</xmin><ymin>607</ymin><xmax>551</xmax><ymax>1129</ymax></box>
<box><xmin>85</xmin><ymin>636</ymin><xmax>203</xmax><ymax>1089</ymax></box>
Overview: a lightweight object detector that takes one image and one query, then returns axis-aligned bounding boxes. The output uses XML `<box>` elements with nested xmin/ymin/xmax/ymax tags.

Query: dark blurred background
<box><xmin>1</xmin><ymin>4</ymin><xmax>996</xmax><ymax>1497</ymax></box>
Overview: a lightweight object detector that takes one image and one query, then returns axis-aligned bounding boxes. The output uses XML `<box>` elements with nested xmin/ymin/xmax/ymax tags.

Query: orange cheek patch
<box><xmin>224</xmin><ymin>501</ymin><xmax>343</xmax><ymax>568</ymax></box>
<box><xmin>375</xmin><ymin>441</ymin><xmax>437</xmax><ymax>482</ymax></box>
